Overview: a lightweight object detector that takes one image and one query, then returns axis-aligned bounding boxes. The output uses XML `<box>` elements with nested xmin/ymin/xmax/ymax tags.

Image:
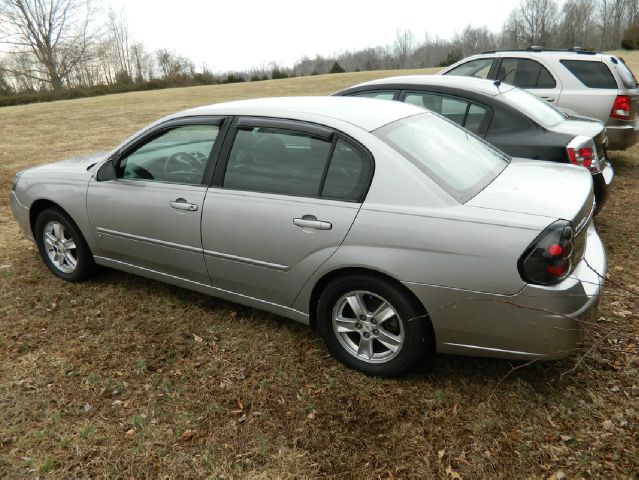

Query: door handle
<box><xmin>293</xmin><ymin>215</ymin><xmax>332</xmax><ymax>230</ymax></box>
<box><xmin>169</xmin><ymin>198</ymin><xmax>198</xmax><ymax>211</ymax></box>
<box><xmin>541</xmin><ymin>96</ymin><xmax>555</xmax><ymax>102</ymax></box>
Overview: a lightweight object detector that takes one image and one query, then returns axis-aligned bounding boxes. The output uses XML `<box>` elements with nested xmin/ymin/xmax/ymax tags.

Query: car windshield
<box><xmin>501</xmin><ymin>88</ymin><xmax>567</xmax><ymax>127</ymax></box>
<box><xmin>374</xmin><ymin>112</ymin><xmax>509</xmax><ymax>203</ymax></box>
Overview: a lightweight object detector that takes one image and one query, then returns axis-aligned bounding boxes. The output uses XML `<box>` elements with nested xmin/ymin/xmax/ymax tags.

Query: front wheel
<box><xmin>317</xmin><ymin>274</ymin><xmax>430</xmax><ymax>377</ymax></box>
<box><xmin>34</xmin><ymin>207</ymin><xmax>96</xmax><ymax>282</ymax></box>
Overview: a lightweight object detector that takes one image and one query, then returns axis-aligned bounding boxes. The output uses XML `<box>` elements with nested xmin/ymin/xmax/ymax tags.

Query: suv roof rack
<box><xmin>481</xmin><ymin>47</ymin><xmax>598</xmax><ymax>55</ymax></box>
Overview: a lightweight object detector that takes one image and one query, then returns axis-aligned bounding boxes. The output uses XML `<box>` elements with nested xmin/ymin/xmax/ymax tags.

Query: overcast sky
<box><xmin>109</xmin><ymin>0</ymin><xmax>522</xmax><ymax>72</ymax></box>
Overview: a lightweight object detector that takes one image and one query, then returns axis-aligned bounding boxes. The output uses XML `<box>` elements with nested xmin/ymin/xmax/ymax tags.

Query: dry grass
<box><xmin>1</xmin><ymin>62</ymin><xmax>638</xmax><ymax>479</ymax></box>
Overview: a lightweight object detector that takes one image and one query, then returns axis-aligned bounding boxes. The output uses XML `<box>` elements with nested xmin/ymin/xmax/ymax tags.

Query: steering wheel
<box><xmin>163</xmin><ymin>152</ymin><xmax>203</xmax><ymax>180</ymax></box>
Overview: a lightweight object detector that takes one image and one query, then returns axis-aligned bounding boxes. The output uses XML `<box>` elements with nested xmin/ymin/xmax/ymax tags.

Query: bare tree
<box><xmin>108</xmin><ymin>7</ymin><xmax>132</xmax><ymax>80</ymax></box>
<box><xmin>393</xmin><ymin>29</ymin><xmax>416</xmax><ymax>68</ymax></box>
<box><xmin>156</xmin><ymin>49</ymin><xmax>194</xmax><ymax>82</ymax></box>
<box><xmin>560</xmin><ymin>0</ymin><xmax>596</xmax><ymax>48</ymax></box>
<box><xmin>453</xmin><ymin>25</ymin><xmax>498</xmax><ymax>57</ymax></box>
<box><xmin>130</xmin><ymin>42</ymin><xmax>154</xmax><ymax>82</ymax></box>
<box><xmin>518</xmin><ymin>0</ymin><xmax>560</xmax><ymax>46</ymax></box>
<box><xmin>0</xmin><ymin>57</ymin><xmax>14</xmax><ymax>94</ymax></box>
<box><xmin>0</xmin><ymin>0</ymin><xmax>99</xmax><ymax>90</ymax></box>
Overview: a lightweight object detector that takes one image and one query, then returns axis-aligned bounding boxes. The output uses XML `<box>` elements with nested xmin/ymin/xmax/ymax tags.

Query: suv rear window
<box><xmin>615</xmin><ymin>57</ymin><xmax>639</xmax><ymax>89</ymax></box>
<box><xmin>560</xmin><ymin>60</ymin><xmax>617</xmax><ymax>89</ymax></box>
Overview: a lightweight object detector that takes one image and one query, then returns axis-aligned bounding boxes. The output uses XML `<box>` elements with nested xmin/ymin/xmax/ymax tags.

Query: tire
<box><xmin>317</xmin><ymin>274</ymin><xmax>430</xmax><ymax>377</ymax></box>
<box><xmin>34</xmin><ymin>207</ymin><xmax>97</xmax><ymax>282</ymax></box>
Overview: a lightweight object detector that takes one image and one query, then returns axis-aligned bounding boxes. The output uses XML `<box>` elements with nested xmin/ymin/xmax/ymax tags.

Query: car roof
<box><xmin>345</xmin><ymin>75</ymin><xmax>513</xmax><ymax>97</ymax></box>
<box><xmin>175</xmin><ymin>96</ymin><xmax>425</xmax><ymax>132</ymax></box>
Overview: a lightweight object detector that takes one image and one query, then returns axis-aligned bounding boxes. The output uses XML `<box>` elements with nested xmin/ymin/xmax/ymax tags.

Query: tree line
<box><xmin>1</xmin><ymin>0</ymin><xmax>638</xmax><ymax>106</ymax></box>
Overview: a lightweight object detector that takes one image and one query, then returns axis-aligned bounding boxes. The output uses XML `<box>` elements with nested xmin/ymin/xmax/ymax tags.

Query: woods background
<box><xmin>1</xmin><ymin>0</ymin><xmax>639</xmax><ymax>105</ymax></box>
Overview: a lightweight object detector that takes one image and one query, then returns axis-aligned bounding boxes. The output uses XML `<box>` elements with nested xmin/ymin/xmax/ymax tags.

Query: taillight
<box><xmin>518</xmin><ymin>220</ymin><xmax>575</xmax><ymax>285</ymax></box>
<box><xmin>567</xmin><ymin>146</ymin><xmax>594</xmax><ymax>168</ymax></box>
<box><xmin>566</xmin><ymin>136</ymin><xmax>601</xmax><ymax>173</ymax></box>
<box><xmin>610</xmin><ymin>95</ymin><xmax>631</xmax><ymax>119</ymax></box>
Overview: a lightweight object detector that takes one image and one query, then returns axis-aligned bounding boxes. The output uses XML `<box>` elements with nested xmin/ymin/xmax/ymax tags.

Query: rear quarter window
<box><xmin>615</xmin><ymin>58</ymin><xmax>639</xmax><ymax>89</ymax></box>
<box><xmin>560</xmin><ymin>60</ymin><xmax>618</xmax><ymax>89</ymax></box>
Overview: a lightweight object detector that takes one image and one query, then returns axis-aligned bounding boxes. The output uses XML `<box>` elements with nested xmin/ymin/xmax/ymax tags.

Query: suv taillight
<box><xmin>610</xmin><ymin>95</ymin><xmax>631</xmax><ymax>119</ymax></box>
<box><xmin>518</xmin><ymin>220</ymin><xmax>575</xmax><ymax>285</ymax></box>
<box><xmin>566</xmin><ymin>136</ymin><xmax>601</xmax><ymax>173</ymax></box>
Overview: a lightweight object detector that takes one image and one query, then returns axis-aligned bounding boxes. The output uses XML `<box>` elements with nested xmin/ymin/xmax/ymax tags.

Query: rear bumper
<box><xmin>405</xmin><ymin>224</ymin><xmax>606</xmax><ymax>360</ymax></box>
<box><xmin>605</xmin><ymin>123</ymin><xmax>639</xmax><ymax>150</ymax></box>
<box><xmin>592</xmin><ymin>162</ymin><xmax>614</xmax><ymax>212</ymax></box>
<box><xmin>10</xmin><ymin>191</ymin><xmax>34</xmax><ymax>240</ymax></box>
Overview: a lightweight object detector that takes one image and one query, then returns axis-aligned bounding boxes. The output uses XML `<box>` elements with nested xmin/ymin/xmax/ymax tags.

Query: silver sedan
<box><xmin>10</xmin><ymin>97</ymin><xmax>606</xmax><ymax>376</ymax></box>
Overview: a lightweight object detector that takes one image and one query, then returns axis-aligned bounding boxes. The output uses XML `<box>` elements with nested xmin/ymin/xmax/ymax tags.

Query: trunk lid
<box><xmin>467</xmin><ymin>158</ymin><xmax>595</xmax><ymax>230</ymax></box>
<box><xmin>550</xmin><ymin>116</ymin><xmax>608</xmax><ymax>162</ymax></box>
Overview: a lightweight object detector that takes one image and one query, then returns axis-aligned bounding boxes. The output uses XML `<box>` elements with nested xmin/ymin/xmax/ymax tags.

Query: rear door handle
<box><xmin>293</xmin><ymin>215</ymin><xmax>332</xmax><ymax>230</ymax></box>
<box><xmin>169</xmin><ymin>198</ymin><xmax>198</xmax><ymax>211</ymax></box>
<box><xmin>541</xmin><ymin>96</ymin><xmax>555</xmax><ymax>102</ymax></box>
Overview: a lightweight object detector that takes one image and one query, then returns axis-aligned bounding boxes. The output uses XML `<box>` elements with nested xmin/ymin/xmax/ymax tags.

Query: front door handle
<box><xmin>293</xmin><ymin>215</ymin><xmax>332</xmax><ymax>230</ymax></box>
<box><xmin>169</xmin><ymin>198</ymin><xmax>198</xmax><ymax>212</ymax></box>
<box><xmin>541</xmin><ymin>96</ymin><xmax>555</xmax><ymax>102</ymax></box>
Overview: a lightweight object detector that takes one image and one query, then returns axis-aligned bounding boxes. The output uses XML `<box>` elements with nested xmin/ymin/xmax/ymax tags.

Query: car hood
<box><xmin>467</xmin><ymin>158</ymin><xmax>594</xmax><ymax>227</ymax></box>
<box><xmin>549</xmin><ymin>116</ymin><xmax>605</xmax><ymax>139</ymax></box>
<box><xmin>25</xmin><ymin>151</ymin><xmax>110</xmax><ymax>176</ymax></box>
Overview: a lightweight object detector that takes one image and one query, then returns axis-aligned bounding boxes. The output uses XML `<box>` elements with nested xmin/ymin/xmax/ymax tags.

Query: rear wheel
<box><xmin>317</xmin><ymin>274</ymin><xmax>430</xmax><ymax>377</ymax></box>
<box><xmin>34</xmin><ymin>208</ymin><xmax>96</xmax><ymax>282</ymax></box>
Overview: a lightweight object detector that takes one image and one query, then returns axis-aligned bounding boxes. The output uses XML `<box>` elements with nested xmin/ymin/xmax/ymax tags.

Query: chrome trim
<box><xmin>96</xmin><ymin>227</ymin><xmax>290</xmax><ymax>272</ymax></box>
<box><xmin>442</xmin><ymin>342</ymin><xmax>543</xmax><ymax>357</ymax></box>
<box><xmin>202</xmin><ymin>249</ymin><xmax>290</xmax><ymax>271</ymax></box>
<box><xmin>92</xmin><ymin>255</ymin><xmax>305</xmax><ymax>317</ymax></box>
<box><xmin>96</xmin><ymin>227</ymin><xmax>202</xmax><ymax>254</ymax></box>
<box><xmin>575</xmin><ymin>200</ymin><xmax>595</xmax><ymax>236</ymax></box>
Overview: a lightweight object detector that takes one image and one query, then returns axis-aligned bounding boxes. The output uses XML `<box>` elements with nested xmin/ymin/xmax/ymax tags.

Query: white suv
<box><xmin>440</xmin><ymin>48</ymin><xmax>639</xmax><ymax>150</ymax></box>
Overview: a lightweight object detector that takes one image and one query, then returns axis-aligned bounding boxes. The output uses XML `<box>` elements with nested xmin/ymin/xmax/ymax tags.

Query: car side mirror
<box><xmin>96</xmin><ymin>159</ymin><xmax>116</xmax><ymax>181</ymax></box>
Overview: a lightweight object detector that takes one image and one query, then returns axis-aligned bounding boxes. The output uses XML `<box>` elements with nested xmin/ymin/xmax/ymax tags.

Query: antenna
<box><xmin>493</xmin><ymin>68</ymin><xmax>516</xmax><ymax>88</ymax></box>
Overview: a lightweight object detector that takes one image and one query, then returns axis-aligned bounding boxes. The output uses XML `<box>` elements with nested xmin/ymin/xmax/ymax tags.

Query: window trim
<box><xmin>492</xmin><ymin>57</ymin><xmax>559</xmax><ymax>89</ymax></box>
<box><xmin>212</xmin><ymin>116</ymin><xmax>375</xmax><ymax>203</ymax></box>
<box><xmin>399</xmin><ymin>90</ymin><xmax>494</xmax><ymax>136</ymax></box>
<box><xmin>346</xmin><ymin>89</ymin><xmax>402</xmax><ymax>101</ymax></box>
<box><xmin>112</xmin><ymin>116</ymin><xmax>228</xmax><ymax>186</ymax></box>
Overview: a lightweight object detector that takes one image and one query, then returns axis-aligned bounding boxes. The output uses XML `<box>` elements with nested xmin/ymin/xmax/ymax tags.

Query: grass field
<box><xmin>0</xmin><ymin>58</ymin><xmax>638</xmax><ymax>478</ymax></box>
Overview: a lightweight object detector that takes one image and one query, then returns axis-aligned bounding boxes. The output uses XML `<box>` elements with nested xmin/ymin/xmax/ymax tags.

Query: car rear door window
<box><xmin>117</xmin><ymin>124</ymin><xmax>219</xmax><ymax>185</ymax></box>
<box><xmin>444</xmin><ymin>58</ymin><xmax>494</xmax><ymax>79</ymax></box>
<box><xmin>465</xmin><ymin>103</ymin><xmax>490</xmax><ymax>133</ymax></box>
<box><xmin>560</xmin><ymin>60</ymin><xmax>618</xmax><ymax>89</ymax></box>
<box><xmin>223</xmin><ymin>125</ymin><xmax>372</xmax><ymax>202</ymax></box>
<box><xmin>224</xmin><ymin>126</ymin><xmax>331</xmax><ymax>197</ymax></box>
<box><xmin>497</xmin><ymin>58</ymin><xmax>557</xmax><ymax>88</ymax></box>
<box><xmin>405</xmin><ymin>93</ymin><xmax>467</xmax><ymax>125</ymax></box>
<box><xmin>321</xmin><ymin>139</ymin><xmax>372</xmax><ymax>201</ymax></box>
<box><xmin>351</xmin><ymin>90</ymin><xmax>397</xmax><ymax>100</ymax></box>
<box><xmin>404</xmin><ymin>92</ymin><xmax>490</xmax><ymax>134</ymax></box>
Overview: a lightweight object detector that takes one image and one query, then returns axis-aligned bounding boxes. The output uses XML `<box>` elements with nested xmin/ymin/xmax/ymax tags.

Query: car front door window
<box><xmin>118</xmin><ymin>124</ymin><xmax>220</xmax><ymax>185</ymax></box>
